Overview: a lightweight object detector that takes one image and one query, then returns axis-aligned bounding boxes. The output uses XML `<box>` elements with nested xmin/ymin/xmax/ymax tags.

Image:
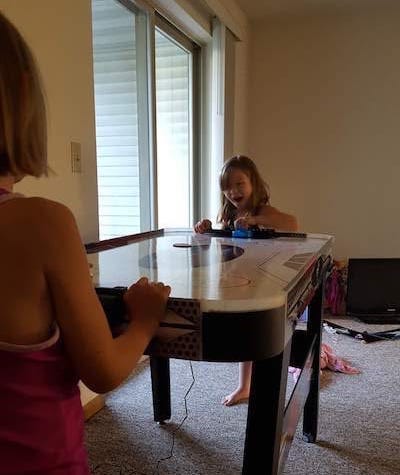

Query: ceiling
<box><xmin>234</xmin><ymin>0</ymin><xmax>395</xmax><ymax>20</ymax></box>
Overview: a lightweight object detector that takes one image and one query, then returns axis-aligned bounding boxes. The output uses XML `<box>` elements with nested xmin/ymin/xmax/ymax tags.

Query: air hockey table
<box><xmin>86</xmin><ymin>228</ymin><xmax>333</xmax><ymax>475</ymax></box>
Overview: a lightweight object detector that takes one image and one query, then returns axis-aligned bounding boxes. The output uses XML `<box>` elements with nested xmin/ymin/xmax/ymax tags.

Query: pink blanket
<box><xmin>289</xmin><ymin>343</ymin><xmax>360</xmax><ymax>382</ymax></box>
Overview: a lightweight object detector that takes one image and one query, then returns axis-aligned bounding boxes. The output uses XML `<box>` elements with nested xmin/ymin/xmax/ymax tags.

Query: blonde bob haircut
<box><xmin>0</xmin><ymin>11</ymin><xmax>47</xmax><ymax>177</ymax></box>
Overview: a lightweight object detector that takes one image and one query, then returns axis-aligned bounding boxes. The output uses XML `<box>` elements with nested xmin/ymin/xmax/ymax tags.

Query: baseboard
<box><xmin>83</xmin><ymin>394</ymin><xmax>105</xmax><ymax>421</ymax></box>
<box><xmin>82</xmin><ymin>356</ymin><xmax>148</xmax><ymax>421</ymax></box>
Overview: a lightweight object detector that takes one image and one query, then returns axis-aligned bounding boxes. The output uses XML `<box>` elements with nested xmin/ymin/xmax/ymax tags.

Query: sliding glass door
<box><xmin>91</xmin><ymin>1</ymin><xmax>200</xmax><ymax>239</ymax></box>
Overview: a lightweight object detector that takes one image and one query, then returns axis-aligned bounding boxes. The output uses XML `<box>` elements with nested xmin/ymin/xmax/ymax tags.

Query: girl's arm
<box><xmin>37</xmin><ymin>199</ymin><xmax>170</xmax><ymax>393</ymax></box>
<box><xmin>236</xmin><ymin>205</ymin><xmax>298</xmax><ymax>232</ymax></box>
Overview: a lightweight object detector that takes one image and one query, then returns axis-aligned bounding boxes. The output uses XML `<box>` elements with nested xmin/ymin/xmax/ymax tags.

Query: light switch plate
<box><xmin>71</xmin><ymin>141</ymin><xmax>82</xmax><ymax>174</ymax></box>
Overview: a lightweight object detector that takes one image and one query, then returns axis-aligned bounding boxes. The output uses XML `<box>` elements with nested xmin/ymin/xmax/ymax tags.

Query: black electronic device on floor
<box><xmin>346</xmin><ymin>258</ymin><xmax>400</xmax><ymax>324</ymax></box>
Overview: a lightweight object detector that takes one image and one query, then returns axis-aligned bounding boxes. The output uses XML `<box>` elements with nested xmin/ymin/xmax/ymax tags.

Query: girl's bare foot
<box><xmin>221</xmin><ymin>387</ymin><xmax>250</xmax><ymax>406</ymax></box>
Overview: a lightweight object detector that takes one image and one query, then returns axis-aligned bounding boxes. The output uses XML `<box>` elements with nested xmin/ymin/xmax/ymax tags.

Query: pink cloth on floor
<box><xmin>319</xmin><ymin>343</ymin><xmax>360</xmax><ymax>374</ymax></box>
<box><xmin>289</xmin><ymin>343</ymin><xmax>360</xmax><ymax>383</ymax></box>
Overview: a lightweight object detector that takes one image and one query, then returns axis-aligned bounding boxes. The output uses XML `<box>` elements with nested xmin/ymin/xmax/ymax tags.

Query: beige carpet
<box><xmin>86</xmin><ymin>316</ymin><xmax>400</xmax><ymax>475</ymax></box>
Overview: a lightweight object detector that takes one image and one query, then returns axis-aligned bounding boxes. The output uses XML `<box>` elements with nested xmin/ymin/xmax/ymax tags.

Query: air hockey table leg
<box><xmin>302</xmin><ymin>281</ymin><xmax>324</xmax><ymax>443</ymax></box>
<box><xmin>242</xmin><ymin>344</ymin><xmax>291</xmax><ymax>475</ymax></box>
<box><xmin>150</xmin><ymin>356</ymin><xmax>171</xmax><ymax>423</ymax></box>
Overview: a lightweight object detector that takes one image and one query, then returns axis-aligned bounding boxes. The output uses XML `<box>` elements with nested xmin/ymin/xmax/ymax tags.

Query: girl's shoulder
<box><xmin>6</xmin><ymin>196</ymin><xmax>78</xmax><ymax>240</ymax></box>
<box><xmin>27</xmin><ymin>197</ymin><xmax>77</xmax><ymax>232</ymax></box>
<box><xmin>23</xmin><ymin>196</ymin><xmax>67</xmax><ymax>209</ymax></box>
<box><xmin>0</xmin><ymin>197</ymin><xmax>81</xmax><ymax>269</ymax></box>
<box><xmin>256</xmin><ymin>203</ymin><xmax>298</xmax><ymax>231</ymax></box>
<box><xmin>18</xmin><ymin>196</ymin><xmax>73</xmax><ymax>216</ymax></box>
<box><xmin>255</xmin><ymin>203</ymin><xmax>273</xmax><ymax>214</ymax></box>
<box><xmin>256</xmin><ymin>203</ymin><xmax>289</xmax><ymax>214</ymax></box>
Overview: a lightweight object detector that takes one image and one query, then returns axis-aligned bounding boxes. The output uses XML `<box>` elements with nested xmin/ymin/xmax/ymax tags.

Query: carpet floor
<box><xmin>86</xmin><ymin>317</ymin><xmax>400</xmax><ymax>474</ymax></box>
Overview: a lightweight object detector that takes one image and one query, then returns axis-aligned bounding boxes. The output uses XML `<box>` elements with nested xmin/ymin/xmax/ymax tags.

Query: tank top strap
<box><xmin>0</xmin><ymin>189</ymin><xmax>24</xmax><ymax>204</ymax></box>
<box><xmin>0</xmin><ymin>325</ymin><xmax>60</xmax><ymax>353</ymax></box>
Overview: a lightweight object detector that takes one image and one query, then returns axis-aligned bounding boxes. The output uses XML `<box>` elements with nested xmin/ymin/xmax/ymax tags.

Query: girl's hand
<box><xmin>194</xmin><ymin>219</ymin><xmax>212</xmax><ymax>233</ymax></box>
<box><xmin>234</xmin><ymin>216</ymin><xmax>256</xmax><ymax>230</ymax></box>
<box><xmin>123</xmin><ymin>277</ymin><xmax>171</xmax><ymax>334</ymax></box>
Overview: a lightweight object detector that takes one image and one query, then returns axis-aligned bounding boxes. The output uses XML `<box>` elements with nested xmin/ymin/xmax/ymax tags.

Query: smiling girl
<box><xmin>194</xmin><ymin>155</ymin><xmax>298</xmax><ymax>405</ymax></box>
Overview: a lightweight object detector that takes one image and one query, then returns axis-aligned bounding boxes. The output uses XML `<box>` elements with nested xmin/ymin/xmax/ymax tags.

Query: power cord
<box><xmin>90</xmin><ymin>361</ymin><xmax>196</xmax><ymax>475</ymax></box>
<box><xmin>153</xmin><ymin>361</ymin><xmax>195</xmax><ymax>475</ymax></box>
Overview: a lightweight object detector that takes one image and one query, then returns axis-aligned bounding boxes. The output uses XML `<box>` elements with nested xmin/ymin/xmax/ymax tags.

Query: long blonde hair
<box><xmin>0</xmin><ymin>11</ymin><xmax>47</xmax><ymax>177</ymax></box>
<box><xmin>217</xmin><ymin>155</ymin><xmax>270</xmax><ymax>227</ymax></box>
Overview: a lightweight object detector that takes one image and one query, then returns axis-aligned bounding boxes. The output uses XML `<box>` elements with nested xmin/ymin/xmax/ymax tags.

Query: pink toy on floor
<box><xmin>289</xmin><ymin>343</ymin><xmax>360</xmax><ymax>383</ymax></box>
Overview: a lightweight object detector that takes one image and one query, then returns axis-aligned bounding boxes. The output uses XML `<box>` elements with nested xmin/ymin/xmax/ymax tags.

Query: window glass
<box><xmin>92</xmin><ymin>1</ymin><xmax>199</xmax><ymax>239</ymax></box>
<box><xmin>155</xmin><ymin>28</ymin><xmax>192</xmax><ymax>228</ymax></box>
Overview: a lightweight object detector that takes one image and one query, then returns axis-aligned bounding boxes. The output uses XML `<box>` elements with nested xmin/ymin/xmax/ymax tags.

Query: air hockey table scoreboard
<box><xmin>86</xmin><ymin>228</ymin><xmax>333</xmax><ymax>475</ymax></box>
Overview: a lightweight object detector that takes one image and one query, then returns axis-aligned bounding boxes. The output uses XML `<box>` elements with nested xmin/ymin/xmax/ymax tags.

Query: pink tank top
<box><xmin>0</xmin><ymin>190</ymin><xmax>89</xmax><ymax>474</ymax></box>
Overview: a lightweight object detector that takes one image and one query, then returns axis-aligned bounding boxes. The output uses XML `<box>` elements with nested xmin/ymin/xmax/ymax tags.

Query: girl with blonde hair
<box><xmin>0</xmin><ymin>11</ymin><xmax>170</xmax><ymax>473</ymax></box>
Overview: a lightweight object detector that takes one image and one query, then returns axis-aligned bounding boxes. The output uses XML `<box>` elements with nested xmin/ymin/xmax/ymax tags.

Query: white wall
<box><xmin>232</xmin><ymin>33</ymin><xmax>249</xmax><ymax>156</ymax></box>
<box><xmin>247</xmin><ymin>5</ymin><xmax>400</xmax><ymax>259</ymax></box>
<box><xmin>215</xmin><ymin>0</ymin><xmax>250</xmax><ymax>155</ymax></box>
<box><xmin>0</xmin><ymin>0</ymin><xmax>99</xmax><ymax>242</ymax></box>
